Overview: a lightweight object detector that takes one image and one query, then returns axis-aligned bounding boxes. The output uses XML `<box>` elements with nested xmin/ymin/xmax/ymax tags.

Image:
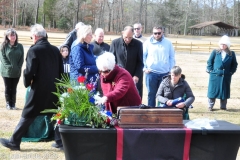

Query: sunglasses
<box><xmin>153</xmin><ymin>32</ymin><xmax>161</xmax><ymax>35</ymax></box>
<box><xmin>99</xmin><ymin>70</ymin><xmax>111</xmax><ymax>74</ymax></box>
<box><xmin>134</xmin><ymin>28</ymin><xmax>140</xmax><ymax>30</ymax></box>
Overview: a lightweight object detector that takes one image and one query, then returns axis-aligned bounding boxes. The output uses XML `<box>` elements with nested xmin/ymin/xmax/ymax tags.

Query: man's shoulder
<box><xmin>111</xmin><ymin>37</ymin><xmax>122</xmax><ymax>43</ymax></box>
<box><xmin>102</xmin><ymin>42</ymin><xmax>110</xmax><ymax>47</ymax></box>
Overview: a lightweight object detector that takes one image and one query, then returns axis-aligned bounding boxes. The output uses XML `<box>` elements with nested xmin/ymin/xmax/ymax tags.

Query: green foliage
<box><xmin>42</xmin><ymin>74</ymin><xmax>107</xmax><ymax>128</ymax></box>
<box><xmin>57</xmin><ymin>17</ymin><xmax>70</xmax><ymax>31</ymax></box>
<box><xmin>43</xmin><ymin>0</ymin><xmax>57</xmax><ymax>26</ymax></box>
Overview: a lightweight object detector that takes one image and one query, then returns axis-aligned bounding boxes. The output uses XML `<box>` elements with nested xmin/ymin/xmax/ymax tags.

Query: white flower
<box><xmin>73</xmin><ymin>85</ymin><xmax>86</xmax><ymax>90</ymax></box>
<box><xmin>60</xmin><ymin>92</ymin><xmax>69</xmax><ymax>102</ymax></box>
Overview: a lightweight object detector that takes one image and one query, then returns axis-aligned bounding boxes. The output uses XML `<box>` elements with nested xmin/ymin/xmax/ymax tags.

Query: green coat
<box><xmin>0</xmin><ymin>43</ymin><xmax>24</xmax><ymax>78</ymax></box>
<box><xmin>207</xmin><ymin>49</ymin><xmax>238</xmax><ymax>99</ymax></box>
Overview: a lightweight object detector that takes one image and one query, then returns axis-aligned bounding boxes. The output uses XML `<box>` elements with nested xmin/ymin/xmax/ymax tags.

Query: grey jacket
<box><xmin>156</xmin><ymin>75</ymin><xmax>195</xmax><ymax>107</ymax></box>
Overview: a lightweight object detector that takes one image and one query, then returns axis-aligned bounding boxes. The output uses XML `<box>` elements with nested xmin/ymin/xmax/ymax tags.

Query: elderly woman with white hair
<box><xmin>206</xmin><ymin>35</ymin><xmax>238</xmax><ymax>111</ymax></box>
<box><xmin>96</xmin><ymin>52</ymin><xmax>141</xmax><ymax>113</ymax></box>
<box><xmin>69</xmin><ymin>25</ymin><xmax>99</xmax><ymax>83</ymax></box>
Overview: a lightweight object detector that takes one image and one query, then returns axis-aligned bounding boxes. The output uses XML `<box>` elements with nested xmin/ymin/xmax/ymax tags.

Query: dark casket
<box><xmin>117</xmin><ymin>106</ymin><xmax>184</xmax><ymax>128</ymax></box>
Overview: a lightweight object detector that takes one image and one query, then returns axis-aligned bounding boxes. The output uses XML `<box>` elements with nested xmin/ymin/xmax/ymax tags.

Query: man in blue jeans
<box><xmin>143</xmin><ymin>26</ymin><xmax>175</xmax><ymax>107</ymax></box>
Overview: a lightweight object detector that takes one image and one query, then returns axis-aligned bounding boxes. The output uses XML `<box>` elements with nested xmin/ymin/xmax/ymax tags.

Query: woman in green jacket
<box><xmin>206</xmin><ymin>35</ymin><xmax>238</xmax><ymax>111</ymax></box>
<box><xmin>0</xmin><ymin>29</ymin><xmax>24</xmax><ymax>110</ymax></box>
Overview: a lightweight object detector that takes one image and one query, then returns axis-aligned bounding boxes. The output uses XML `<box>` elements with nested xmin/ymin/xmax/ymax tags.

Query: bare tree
<box><xmin>35</xmin><ymin>0</ymin><xmax>40</xmax><ymax>24</ymax></box>
<box><xmin>184</xmin><ymin>0</ymin><xmax>191</xmax><ymax>36</ymax></box>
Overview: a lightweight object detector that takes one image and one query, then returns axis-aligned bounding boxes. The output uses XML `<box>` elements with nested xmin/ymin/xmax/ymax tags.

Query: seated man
<box><xmin>156</xmin><ymin>66</ymin><xmax>195</xmax><ymax>119</ymax></box>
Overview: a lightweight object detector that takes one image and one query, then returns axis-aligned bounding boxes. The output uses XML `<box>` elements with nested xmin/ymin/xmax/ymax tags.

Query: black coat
<box><xmin>62</xmin><ymin>29</ymin><xmax>77</xmax><ymax>51</ymax></box>
<box><xmin>22</xmin><ymin>38</ymin><xmax>64</xmax><ymax>118</ymax></box>
<box><xmin>109</xmin><ymin>37</ymin><xmax>143</xmax><ymax>79</ymax></box>
<box><xmin>91</xmin><ymin>41</ymin><xmax>110</xmax><ymax>57</ymax></box>
<box><xmin>109</xmin><ymin>37</ymin><xmax>144</xmax><ymax>98</ymax></box>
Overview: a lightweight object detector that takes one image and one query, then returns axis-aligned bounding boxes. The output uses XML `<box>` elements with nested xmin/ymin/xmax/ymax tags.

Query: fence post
<box><xmin>190</xmin><ymin>42</ymin><xmax>192</xmax><ymax>54</ymax></box>
<box><xmin>209</xmin><ymin>42</ymin><xmax>211</xmax><ymax>53</ymax></box>
<box><xmin>175</xmin><ymin>41</ymin><xmax>177</xmax><ymax>51</ymax></box>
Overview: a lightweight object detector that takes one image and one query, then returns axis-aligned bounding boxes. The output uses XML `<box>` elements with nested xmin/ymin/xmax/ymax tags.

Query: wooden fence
<box><xmin>7</xmin><ymin>36</ymin><xmax>240</xmax><ymax>54</ymax></box>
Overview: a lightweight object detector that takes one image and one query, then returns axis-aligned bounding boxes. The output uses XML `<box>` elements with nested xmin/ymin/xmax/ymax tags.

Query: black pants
<box><xmin>9</xmin><ymin>116</ymin><xmax>59</xmax><ymax>146</ymax></box>
<box><xmin>2</xmin><ymin>77</ymin><xmax>20</xmax><ymax>96</ymax></box>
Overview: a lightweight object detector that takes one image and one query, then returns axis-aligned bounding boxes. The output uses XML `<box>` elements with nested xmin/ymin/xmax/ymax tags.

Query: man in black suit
<box><xmin>109</xmin><ymin>26</ymin><xmax>144</xmax><ymax>99</ymax></box>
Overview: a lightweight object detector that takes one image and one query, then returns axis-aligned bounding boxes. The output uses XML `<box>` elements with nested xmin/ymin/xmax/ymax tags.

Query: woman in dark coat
<box><xmin>0</xmin><ymin>29</ymin><xmax>24</xmax><ymax>110</ymax></box>
<box><xmin>96</xmin><ymin>52</ymin><xmax>141</xmax><ymax>114</ymax></box>
<box><xmin>206</xmin><ymin>35</ymin><xmax>238</xmax><ymax>111</ymax></box>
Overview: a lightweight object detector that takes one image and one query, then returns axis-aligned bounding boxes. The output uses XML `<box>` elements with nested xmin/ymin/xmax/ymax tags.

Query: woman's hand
<box><xmin>166</xmin><ymin>100</ymin><xmax>173</xmax><ymax>106</ymax></box>
<box><xmin>175</xmin><ymin>102</ymin><xmax>185</xmax><ymax>108</ymax></box>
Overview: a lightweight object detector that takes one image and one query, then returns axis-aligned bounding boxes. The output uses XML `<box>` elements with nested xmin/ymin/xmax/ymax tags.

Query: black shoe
<box><xmin>51</xmin><ymin>143</ymin><xmax>63</xmax><ymax>148</ymax></box>
<box><xmin>220</xmin><ymin>108</ymin><xmax>227</xmax><ymax>110</ymax></box>
<box><xmin>0</xmin><ymin>138</ymin><xmax>20</xmax><ymax>150</ymax></box>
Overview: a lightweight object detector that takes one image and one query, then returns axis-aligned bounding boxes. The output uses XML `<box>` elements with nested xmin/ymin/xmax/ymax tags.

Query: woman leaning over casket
<box><xmin>96</xmin><ymin>52</ymin><xmax>141</xmax><ymax>114</ymax></box>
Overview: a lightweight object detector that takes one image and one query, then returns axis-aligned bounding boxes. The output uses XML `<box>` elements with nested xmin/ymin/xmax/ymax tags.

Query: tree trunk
<box><xmin>35</xmin><ymin>0</ymin><xmax>40</xmax><ymax>24</ymax></box>
<box><xmin>42</xmin><ymin>14</ymin><xmax>45</xmax><ymax>28</ymax></box>
<box><xmin>138</xmin><ymin>0</ymin><xmax>144</xmax><ymax>23</ymax></box>
<box><xmin>107</xmin><ymin>0</ymin><xmax>112</xmax><ymax>32</ymax></box>
<box><xmin>76</xmin><ymin>0</ymin><xmax>80</xmax><ymax>23</ymax></box>
<box><xmin>12</xmin><ymin>0</ymin><xmax>16</xmax><ymax>28</ymax></box>
<box><xmin>144</xmin><ymin>0</ymin><xmax>148</xmax><ymax>33</ymax></box>
<box><xmin>184</xmin><ymin>0</ymin><xmax>191</xmax><ymax>36</ymax></box>
<box><xmin>120</xmin><ymin>0</ymin><xmax>124</xmax><ymax>29</ymax></box>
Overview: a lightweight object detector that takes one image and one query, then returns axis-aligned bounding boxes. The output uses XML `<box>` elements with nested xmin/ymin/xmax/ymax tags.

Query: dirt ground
<box><xmin>0</xmin><ymin>30</ymin><xmax>240</xmax><ymax>159</ymax></box>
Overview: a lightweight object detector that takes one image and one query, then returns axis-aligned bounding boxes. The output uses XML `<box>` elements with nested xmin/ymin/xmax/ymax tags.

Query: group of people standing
<box><xmin>0</xmin><ymin>21</ymin><xmax>238</xmax><ymax>151</ymax></box>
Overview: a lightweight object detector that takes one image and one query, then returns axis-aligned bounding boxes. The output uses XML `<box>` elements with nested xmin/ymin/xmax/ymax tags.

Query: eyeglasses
<box><xmin>153</xmin><ymin>32</ymin><xmax>161</xmax><ymax>35</ymax></box>
<box><xmin>99</xmin><ymin>70</ymin><xmax>111</xmax><ymax>74</ymax></box>
<box><xmin>134</xmin><ymin>28</ymin><xmax>140</xmax><ymax>30</ymax></box>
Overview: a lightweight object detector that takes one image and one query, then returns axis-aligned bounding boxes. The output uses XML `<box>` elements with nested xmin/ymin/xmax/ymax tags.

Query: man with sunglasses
<box><xmin>133</xmin><ymin>23</ymin><xmax>147</xmax><ymax>43</ymax></box>
<box><xmin>143</xmin><ymin>26</ymin><xmax>175</xmax><ymax>107</ymax></box>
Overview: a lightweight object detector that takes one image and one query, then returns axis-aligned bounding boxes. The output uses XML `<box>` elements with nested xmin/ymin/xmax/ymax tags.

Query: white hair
<box><xmin>96</xmin><ymin>52</ymin><xmax>116</xmax><ymax>71</ymax></box>
<box><xmin>75</xmin><ymin>22</ymin><xmax>85</xmax><ymax>29</ymax></box>
<box><xmin>77</xmin><ymin>25</ymin><xmax>92</xmax><ymax>43</ymax></box>
<box><xmin>30</xmin><ymin>24</ymin><xmax>46</xmax><ymax>37</ymax></box>
<box><xmin>94</xmin><ymin>28</ymin><xmax>104</xmax><ymax>35</ymax></box>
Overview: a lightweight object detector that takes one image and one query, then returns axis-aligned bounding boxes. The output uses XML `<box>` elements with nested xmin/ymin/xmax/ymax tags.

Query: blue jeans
<box><xmin>145</xmin><ymin>72</ymin><xmax>168</xmax><ymax>107</ymax></box>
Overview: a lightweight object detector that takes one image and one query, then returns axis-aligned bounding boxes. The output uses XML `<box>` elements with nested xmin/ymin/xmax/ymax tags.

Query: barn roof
<box><xmin>189</xmin><ymin>21</ymin><xmax>239</xmax><ymax>29</ymax></box>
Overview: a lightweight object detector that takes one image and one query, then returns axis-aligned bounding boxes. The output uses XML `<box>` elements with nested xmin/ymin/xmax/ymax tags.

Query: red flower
<box><xmin>57</xmin><ymin>119</ymin><xmax>62</xmax><ymax>124</ymax></box>
<box><xmin>86</xmin><ymin>83</ymin><xmax>94</xmax><ymax>91</ymax></box>
<box><xmin>77</xmin><ymin>76</ymin><xmax>86</xmax><ymax>83</ymax></box>
<box><xmin>106</xmin><ymin>117</ymin><xmax>111</xmax><ymax>125</ymax></box>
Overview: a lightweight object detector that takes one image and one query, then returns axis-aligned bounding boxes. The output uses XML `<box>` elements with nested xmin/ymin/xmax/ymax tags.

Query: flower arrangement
<box><xmin>42</xmin><ymin>71</ymin><xmax>114</xmax><ymax>128</ymax></box>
